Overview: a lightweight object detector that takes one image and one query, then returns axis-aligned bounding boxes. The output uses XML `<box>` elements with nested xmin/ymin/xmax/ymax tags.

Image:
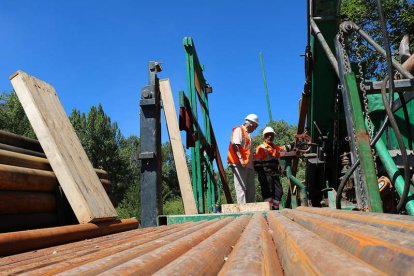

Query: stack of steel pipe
<box><xmin>0</xmin><ymin>130</ymin><xmax>112</xmax><ymax>232</ymax></box>
<box><xmin>1</xmin><ymin>208</ymin><xmax>413</xmax><ymax>274</ymax></box>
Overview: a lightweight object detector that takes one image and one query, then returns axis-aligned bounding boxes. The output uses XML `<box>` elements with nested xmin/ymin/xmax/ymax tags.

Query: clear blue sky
<box><xmin>0</xmin><ymin>1</ymin><xmax>306</xmax><ymax>158</ymax></box>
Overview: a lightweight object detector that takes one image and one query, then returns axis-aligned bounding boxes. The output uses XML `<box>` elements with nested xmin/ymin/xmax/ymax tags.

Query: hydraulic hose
<box><xmin>380</xmin><ymin>79</ymin><xmax>410</xmax><ymax>212</ymax></box>
<box><xmin>377</xmin><ymin>0</ymin><xmax>410</xmax><ymax>212</ymax></box>
<box><xmin>398</xmin><ymin>91</ymin><xmax>413</xmax><ymax>150</ymax></box>
<box><xmin>336</xmin><ymin>1</ymin><xmax>411</xmax><ymax>212</ymax></box>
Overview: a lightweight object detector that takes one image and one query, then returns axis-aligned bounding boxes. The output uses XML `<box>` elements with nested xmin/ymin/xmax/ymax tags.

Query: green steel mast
<box><xmin>259</xmin><ymin>52</ymin><xmax>273</xmax><ymax>122</ymax></box>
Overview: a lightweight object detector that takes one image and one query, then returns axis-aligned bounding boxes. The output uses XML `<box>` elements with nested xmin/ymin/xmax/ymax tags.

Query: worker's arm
<box><xmin>232</xmin><ymin>143</ymin><xmax>245</xmax><ymax>167</ymax></box>
<box><xmin>231</xmin><ymin>127</ymin><xmax>246</xmax><ymax>167</ymax></box>
<box><xmin>403</xmin><ymin>54</ymin><xmax>414</xmax><ymax>73</ymax></box>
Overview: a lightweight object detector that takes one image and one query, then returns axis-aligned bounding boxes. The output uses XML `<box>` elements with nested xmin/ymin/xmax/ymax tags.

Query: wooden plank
<box><xmin>10</xmin><ymin>70</ymin><xmax>117</xmax><ymax>223</ymax></box>
<box><xmin>159</xmin><ymin>78</ymin><xmax>198</xmax><ymax>215</ymax></box>
<box><xmin>221</xmin><ymin>202</ymin><xmax>271</xmax><ymax>213</ymax></box>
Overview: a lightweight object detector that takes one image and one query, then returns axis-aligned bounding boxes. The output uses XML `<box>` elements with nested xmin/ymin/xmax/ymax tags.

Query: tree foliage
<box><xmin>0</xmin><ymin>91</ymin><xmax>36</xmax><ymax>138</ymax></box>
<box><xmin>251</xmin><ymin>120</ymin><xmax>297</xmax><ymax>150</ymax></box>
<box><xmin>341</xmin><ymin>0</ymin><xmax>414</xmax><ymax>78</ymax></box>
<box><xmin>69</xmin><ymin>105</ymin><xmax>138</xmax><ymax>206</ymax></box>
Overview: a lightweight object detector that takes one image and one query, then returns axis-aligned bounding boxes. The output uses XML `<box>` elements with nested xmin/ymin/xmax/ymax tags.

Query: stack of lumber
<box><xmin>0</xmin><ymin>130</ymin><xmax>111</xmax><ymax>232</ymax></box>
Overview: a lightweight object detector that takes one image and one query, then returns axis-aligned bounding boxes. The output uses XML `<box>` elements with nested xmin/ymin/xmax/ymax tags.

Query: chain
<box><xmin>340</xmin><ymin>29</ymin><xmax>368</xmax><ymax>209</ymax></box>
<box><xmin>353</xmin><ymin>33</ymin><xmax>378</xmax><ymax>175</ymax></box>
<box><xmin>354</xmin><ymin>34</ymin><xmax>373</xmax><ymax>138</ymax></box>
<box><xmin>339</xmin><ymin>30</ymin><xmax>352</xmax><ymax>73</ymax></box>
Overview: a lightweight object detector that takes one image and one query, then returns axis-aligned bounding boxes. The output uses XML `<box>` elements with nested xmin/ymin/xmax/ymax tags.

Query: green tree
<box><xmin>161</xmin><ymin>142</ymin><xmax>181</xmax><ymax>202</ymax></box>
<box><xmin>0</xmin><ymin>91</ymin><xmax>36</xmax><ymax>138</ymax></box>
<box><xmin>341</xmin><ymin>0</ymin><xmax>414</xmax><ymax>77</ymax></box>
<box><xmin>69</xmin><ymin>105</ymin><xmax>131</xmax><ymax>205</ymax></box>
<box><xmin>116</xmin><ymin>135</ymin><xmax>141</xmax><ymax>218</ymax></box>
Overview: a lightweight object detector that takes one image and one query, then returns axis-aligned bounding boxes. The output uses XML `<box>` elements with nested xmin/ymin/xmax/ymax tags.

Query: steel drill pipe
<box><xmin>1</xmin><ymin>224</ymin><xmax>186</xmax><ymax>275</ymax></box>
<box><xmin>95</xmin><ymin>168</ymin><xmax>109</xmax><ymax>180</ymax></box>
<box><xmin>0</xmin><ymin>164</ymin><xmax>110</xmax><ymax>194</ymax></box>
<box><xmin>0</xmin><ymin>149</ymin><xmax>51</xmax><ymax>171</ymax></box>
<box><xmin>0</xmin><ymin>142</ymin><xmax>46</xmax><ymax>158</ymax></box>
<box><xmin>56</xmin><ymin>220</ymin><xmax>216</xmax><ymax>275</ymax></box>
<box><xmin>297</xmin><ymin>207</ymin><xmax>414</xmax><ymax>234</ymax></box>
<box><xmin>153</xmin><ymin>216</ymin><xmax>250</xmax><ymax>276</ymax></box>
<box><xmin>0</xmin><ymin>212</ymin><xmax>57</xmax><ymax>232</ymax></box>
<box><xmin>0</xmin><ymin>164</ymin><xmax>57</xmax><ymax>192</ymax></box>
<box><xmin>218</xmin><ymin>213</ymin><xmax>283</xmax><ymax>276</ymax></box>
<box><xmin>100</xmin><ymin>217</ymin><xmax>235</xmax><ymax>276</ymax></box>
<box><xmin>0</xmin><ymin>218</ymin><xmax>138</xmax><ymax>256</ymax></box>
<box><xmin>281</xmin><ymin>209</ymin><xmax>414</xmax><ymax>274</ymax></box>
<box><xmin>0</xmin><ymin>224</ymin><xmax>188</xmax><ymax>275</ymax></box>
<box><xmin>267</xmin><ymin>211</ymin><xmax>384</xmax><ymax>275</ymax></box>
<box><xmin>0</xmin><ymin>149</ymin><xmax>109</xmax><ymax>178</ymax></box>
<box><xmin>0</xmin><ymin>130</ymin><xmax>43</xmax><ymax>152</ymax></box>
<box><xmin>0</xmin><ymin>224</ymin><xmax>167</xmax><ymax>268</ymax></box>
<box><xmin>0</xmin><ymin>191</ymin><xmax>56</xmax><ymax>214</ymax></box>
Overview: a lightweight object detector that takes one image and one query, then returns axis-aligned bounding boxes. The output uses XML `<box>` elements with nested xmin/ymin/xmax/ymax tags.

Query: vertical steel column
<box><xmin>139</xmin><ymin>62</ymin><xmax>163</xmax><ymax>227</ymax></box>
<box><xmin>199</xmin><ymin>76</ymin><xmax>214</xmax><ymax>212</ymax></box>
<box><xmin>184</xmin><ymin>38</ymin><xmax>204</xmax><ymax>213</ymax></box>
<box><xmin>344</xmin><ymin>73</ymin><xmax>383</xmax><ymax>212</ymax></box>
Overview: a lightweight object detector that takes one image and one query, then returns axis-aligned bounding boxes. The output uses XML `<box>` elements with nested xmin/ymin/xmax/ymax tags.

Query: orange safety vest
<box><xmin>255</xmin><ymin>142</ymin><xmax>281</xmax><ymax>161</ymax></box>
<box><xmin>227</xmin><ymin>126</ymin><xmax>251</xmax><ymax>165</ymax></box>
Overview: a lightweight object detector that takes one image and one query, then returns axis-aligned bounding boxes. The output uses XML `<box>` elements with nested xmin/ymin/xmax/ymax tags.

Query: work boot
<box><xmin>271</xmin><ymin>199</ymin><xmax>280</xmax><ymax>210</ymax></box>
<box><xmin>399</xmin><ymin>34</ymin><xmax>411</xmax><ymax>64</ymax></box>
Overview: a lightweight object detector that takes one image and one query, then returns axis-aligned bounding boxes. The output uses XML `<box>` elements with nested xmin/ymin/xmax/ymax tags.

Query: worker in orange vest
<box><xmin>254</xmin><ymin>126</ymin><xmax>289</xmax><ymax>209</ymax></box>
<box><xmin>227</xmin><ymin>114</ymin><xmax>259</xmax><ymax>204</ymax></box>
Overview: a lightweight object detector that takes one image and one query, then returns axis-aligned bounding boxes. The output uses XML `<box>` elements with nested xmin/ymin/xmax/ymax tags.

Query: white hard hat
<box><xmin>263</xmin><ymin>126</ymin><xmax>276</xmax><ymax>136</ymax></box>
<box><xmin>245</xmin><ymin>114</ymin><xmax>259</xmax><ymax>125</ymax></box>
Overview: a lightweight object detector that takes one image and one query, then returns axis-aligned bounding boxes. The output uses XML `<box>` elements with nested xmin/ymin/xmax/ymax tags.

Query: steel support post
<box><xmin>344</xmin><ymin>73</ymin><xmax>383</xmax><ymax>212</ymax></box>
<box><xmin>139</xmin><ymin>61</ymin><xmax>163</xmax><ymax>227</ymax></box>
<box><xmin>285</xmin><ymin>159</ymin><xmax>308</xmax><ymax>206</ymax></box>
<box><xmin>185</xmin><ymin>40</ymin><xmax>204</xmax><ymax>213</ymax></box>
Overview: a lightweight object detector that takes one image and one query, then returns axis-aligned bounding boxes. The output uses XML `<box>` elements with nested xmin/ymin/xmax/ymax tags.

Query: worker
<box><xmin>254</xmin><ymin>126</ymin><xmax>288</xmax><ymax>209</ymax></box>
<box><xmin>227</xmin><ymin>114</ymin><xmax>259</xmax><ymax>204</ymax></box>
<box><xmin>399</xmin><ymin>34</ymin><xmax>414</xmax><ymax>73</ymax></box>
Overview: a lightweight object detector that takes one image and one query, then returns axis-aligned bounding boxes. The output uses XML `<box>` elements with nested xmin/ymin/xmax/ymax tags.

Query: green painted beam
<box><xmin>158</xmin><ymin>211</ymin><xmax>271</xmax><ymax>225</ymax></box>
<box><xmin>344</xmin><ymin>73</ymin><xmax>383</xmax><ymax>213</ymax></box>
<box><xmin>182</xmin><ymin>37</ymin><xmax>221</xmax><ymax>213</ymax></box>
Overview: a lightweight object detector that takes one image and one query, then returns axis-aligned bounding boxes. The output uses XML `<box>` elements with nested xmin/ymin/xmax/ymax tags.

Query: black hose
<box><xmin>398</xmin><ymin>92</ymin><xmax>413</xmax><ymax>150</ymax></box>
<box><xmin>380</xmin><ymin>78</ymin><xmax>410</xmax><ymax>212</ymax></box>
<box><xmin>377</xmin><ymin>0</ymin><xmax>410</xmax><ymax>212</ymax></box>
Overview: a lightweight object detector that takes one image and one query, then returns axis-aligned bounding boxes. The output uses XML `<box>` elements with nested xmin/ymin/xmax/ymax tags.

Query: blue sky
<box><xmin>0</xmin><ymin>1</ymin><xmax>306</xmax><ymax>157</ymax></box>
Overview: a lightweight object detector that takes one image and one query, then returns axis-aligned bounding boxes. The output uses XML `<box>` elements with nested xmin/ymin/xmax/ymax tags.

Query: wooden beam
<box><xmin>159</xmin><ymin>78</ymin><xmax>198</xmax><ymax>215</ymax></box>
<box><xmin>221</xmin><ymin>202</ymin><xmax>271</xmax><ymax>213</ymax></box>
<box><xmin>10</xmin><ymin>70</ymin><xmax>117</xmax><ymax>223</ymax></box>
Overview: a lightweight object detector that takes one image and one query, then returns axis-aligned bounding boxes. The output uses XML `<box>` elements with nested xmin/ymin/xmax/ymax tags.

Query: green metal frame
<box><xmin>182</xmin><ymin>37</ymin><xmax>222</xmax><ymax>213</ymax></box>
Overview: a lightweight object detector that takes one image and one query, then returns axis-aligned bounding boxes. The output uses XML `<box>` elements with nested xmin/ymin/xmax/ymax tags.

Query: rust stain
<box><xmin>355</xmin><ymin>130</ymin><xmax>370</xmax><ymax>143</ymax></box>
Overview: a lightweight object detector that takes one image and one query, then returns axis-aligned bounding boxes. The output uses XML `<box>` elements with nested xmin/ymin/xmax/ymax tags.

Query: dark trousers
<box><xmin>257</xmin><ymin>167</ymin><xmax>283</xmax><ymax>201</ymax></box>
